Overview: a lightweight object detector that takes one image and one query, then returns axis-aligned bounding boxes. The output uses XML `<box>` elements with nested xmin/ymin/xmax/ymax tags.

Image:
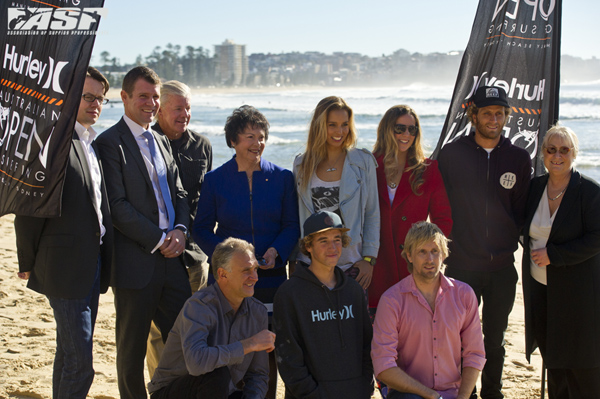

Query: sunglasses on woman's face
<box><xmin>544</xmin><ymin>146</ymin><xmax>573</xmax><ymax>155</ymax></box>
<box><xmin>393</xmin><ymin>124</ymin><xmax>418</xmax><ymax>136</ymax></box>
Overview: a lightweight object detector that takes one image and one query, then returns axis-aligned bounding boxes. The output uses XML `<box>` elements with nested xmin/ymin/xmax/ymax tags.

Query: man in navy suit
<box><xmin>14</xmin><ymin>67</ymin><xmax>113</xmax><ymax>399</ymax></box>
<box><xmin>95</xmin><ymin>66</ymin><xmax>191</xmax><ymax>399</ymax></box>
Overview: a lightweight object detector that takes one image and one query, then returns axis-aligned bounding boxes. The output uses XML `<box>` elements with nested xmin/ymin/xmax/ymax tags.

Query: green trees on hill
<box><xmin>94</xmin><ymin>43</ymin><xmax>214</xmax><ymax>89</ymax></box>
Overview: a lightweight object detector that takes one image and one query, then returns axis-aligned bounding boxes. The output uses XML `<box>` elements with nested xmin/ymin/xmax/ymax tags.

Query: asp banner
<box><xmin>432</xmin><ymin>0</ymin><xmax>562</xmax><ymax>176</ymax></box>
<box><xmin>0</xmin><ymin>0</ymin><xmax>106</xmax><ymax>217</ymax></box>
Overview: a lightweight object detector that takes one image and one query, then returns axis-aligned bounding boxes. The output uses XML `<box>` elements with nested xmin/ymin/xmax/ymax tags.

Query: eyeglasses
<box><xmin>544</xmin><ymin>146</ymin><xmax>573</xmax><ymax>155</ymax></box>
<box><xmin>82</xmin><ymin>94</ymin><xmax>109</xmax><ymax>105</ymax></box>
<box><xmin>393</xmin><ymin>124</ymin><xmax>418</xmax><ymax>136</ymax></box>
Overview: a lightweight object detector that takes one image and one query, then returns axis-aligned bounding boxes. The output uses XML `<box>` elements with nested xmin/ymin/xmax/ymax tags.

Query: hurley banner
<box><xmin>0</xmin><ymin>0</ymin><xmax>106</xmax><ymax>217</ymax></box>
<box><xmin>432</xmin><ymin>0</ymin><xmax>562</xmax><ymax>175</ymax></box>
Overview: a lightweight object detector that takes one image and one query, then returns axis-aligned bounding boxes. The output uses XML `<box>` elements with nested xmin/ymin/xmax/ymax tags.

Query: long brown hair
<box><xmin>373</xmin><ymin>105</ymin><xmax>427</xmax><ymax>195</ymax></box>
<box><xmin>297</xmin><ymin>96</ymin><xmax>357</xmax><ymax>190</ymax></box>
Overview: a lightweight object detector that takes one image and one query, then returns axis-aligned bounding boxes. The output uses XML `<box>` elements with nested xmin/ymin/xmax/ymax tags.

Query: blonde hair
<box><xmin>297</xmin><ymin>96</ymin><xmax>357</xmax><ymax>190</ymax></box>
<box><xmin>542</xmin><ymin>123</ymin><xmax>579</xmax><ymax>159</ymax></box>
<box><xmin>401</xmin><ymin>221</ymin><xmax>449</xmax><ymax>273</ymax></box>
<box><xmin>155</xmin><ymin>80</ymin><xmax>192</xmax><ymax>123</ymax></box>
<box><xmin>373</xmin><ymin>105</ymin><xmax>427</xmax><ymax>195</ymax></box>
<box><xmin>161</xmin><ymin>80</ymin><xmax>191</xmax><ymax>103</ymax></box>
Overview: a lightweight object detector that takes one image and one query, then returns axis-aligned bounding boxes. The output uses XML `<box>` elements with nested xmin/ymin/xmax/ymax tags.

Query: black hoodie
<box><xmin>438</xmin><ymin>132</ymin><xmax>531</xmax><ymax>271</ymax></box>
<box><xmin>273</xmin><ymin>263</ymin><xmax>373</xmax><ymax>399</ymax></box>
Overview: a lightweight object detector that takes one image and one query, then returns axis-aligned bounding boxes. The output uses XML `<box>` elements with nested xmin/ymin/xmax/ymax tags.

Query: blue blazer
<box><xmin>193</xmin><ymin>156</ymin><xmax>299</xmax><ymax>303</ymax></box>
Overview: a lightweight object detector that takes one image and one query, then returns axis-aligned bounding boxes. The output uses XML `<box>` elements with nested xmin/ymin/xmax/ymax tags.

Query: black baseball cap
<box><xmin>473</xmin><ymin>86</ymin><xmax>510</xmax><ymax>108</ymax></box>
<box><xmin>303</xmin><ymin>211</ymin><xmax>349</xmax><ymax>238</ymax></box>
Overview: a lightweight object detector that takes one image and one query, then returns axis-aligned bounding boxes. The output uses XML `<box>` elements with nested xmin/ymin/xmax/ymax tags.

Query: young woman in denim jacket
<box><xmin>293</xmin><ymin>96</ymin><xmax>379</xmax><ymax>290</ymax></box>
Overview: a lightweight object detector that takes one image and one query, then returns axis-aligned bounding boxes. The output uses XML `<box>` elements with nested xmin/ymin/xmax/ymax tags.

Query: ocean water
<box><xmin>95</xmin><ymin>82</ymin><xmax>600</xmax><ymax>181</ymax></box>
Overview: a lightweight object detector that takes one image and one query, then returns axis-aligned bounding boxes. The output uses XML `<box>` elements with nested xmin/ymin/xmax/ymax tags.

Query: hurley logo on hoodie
<box><xmin>311</xmin><ymin>305</ymin><xmax>354</xmax><ymax>322</ymax></box>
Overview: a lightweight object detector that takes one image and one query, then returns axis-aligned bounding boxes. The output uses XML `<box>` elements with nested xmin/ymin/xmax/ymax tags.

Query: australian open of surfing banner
<box><xmin>0</xmin><ymin>0</ymin><xmax>105</xmax><ymax>217</ymax></box>
<box><xmin>432</xmin><ymin>0</ymin><xmax>562</xmax><ymax>175</ymax></box>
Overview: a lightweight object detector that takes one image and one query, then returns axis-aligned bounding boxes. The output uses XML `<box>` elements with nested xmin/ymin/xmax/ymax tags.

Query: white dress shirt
<box><xmin>74</xmin><ymin>122</ymin><xmax>105</xmax><ymax>244</ymax></box>
<box><xmin>529</xmin><ymin>185</ymin><xmax>559</xmax><ymax>285</ymax></box>
<box><xmin>123</xmin><ymin>115</ymin><xmax>171</xmax><ymax>230</ymax></box>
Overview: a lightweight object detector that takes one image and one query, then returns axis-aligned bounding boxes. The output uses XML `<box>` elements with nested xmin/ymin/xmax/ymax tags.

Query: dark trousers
<box><xmin>531</xmin><ymin>279</ymin><xmax>600</xmax><ymax>399</ymax></box>
<box><xmin>445</xmin><ymin>265</ymin><xmax>518</xmax><ymax>399</ymax></box>
<box><xmin>150</xmin><ymin>367</ymin><xmax>242</xmax><ymax>399</ymax></box>
<box><xmin>388</xmin><ymin>391</ymin><xmax>478</xmax><ymax>399</ymax></box>
<box><xmin>387</xmin><ymin>391</ymin><xmax>425</xmax><ymax>399</ymax></box>
<box><xmin>114</xmin><ymin>255</ymin><xmax>191</xmax><ymax>399</ymax></box>
<box><xmin>47</xmin><ymin>258</ymin><xmax>101</xmax><ymax>399</ymax></box>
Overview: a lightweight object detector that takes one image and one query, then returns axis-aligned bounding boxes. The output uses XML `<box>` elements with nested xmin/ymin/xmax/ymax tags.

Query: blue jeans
<box><xmin>47</xmin><ymin>258</ymin><xmax>101</xmax><ymax>399</ymax></box>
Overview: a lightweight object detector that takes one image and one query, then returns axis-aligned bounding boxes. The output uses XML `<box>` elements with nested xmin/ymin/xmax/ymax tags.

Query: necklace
<box><xmin>387</xmin><ymin>158</ymin><xmax>406</xmax><ymax>190</ymax></box>
<box><xmin>548</xmin><ymin>186</ymin><xmax>567</xmax><ymax>201</ymax></box>
<box><xmin>386</xmin><ymin>170</ymin><xmax>401</xmax><ymax>189</ymax></box>
<box><xmin>326</xmin><ymin>152</ymin><xmax>345</xmax><ymax>172</ymax></box>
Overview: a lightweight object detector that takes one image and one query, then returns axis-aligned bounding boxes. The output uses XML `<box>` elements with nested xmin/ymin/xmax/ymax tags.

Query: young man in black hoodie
<box><xmin>273</xmin><ymin>211</ymin><xmax>373</xmax><ymax>399</ymax></box>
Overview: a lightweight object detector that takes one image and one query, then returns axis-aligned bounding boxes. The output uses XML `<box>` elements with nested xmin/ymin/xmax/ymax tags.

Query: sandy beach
<box><xmin>0</xmin><ymin>213</ymin><xmax>544</xmax><ymax>399</ymax></box>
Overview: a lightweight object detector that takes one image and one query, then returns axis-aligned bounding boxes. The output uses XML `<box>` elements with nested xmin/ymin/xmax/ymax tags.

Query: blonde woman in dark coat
<box><xmin>522</xmin><ymin>124</ymin><xmax>600</xmax><ymax>398</ymax></box>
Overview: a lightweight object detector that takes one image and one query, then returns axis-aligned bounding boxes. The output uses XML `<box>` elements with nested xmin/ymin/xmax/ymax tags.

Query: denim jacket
<box><xmin>293</xmin><ymin>148</ymin><xmax>380</xmax><ymax>258</ymax></box>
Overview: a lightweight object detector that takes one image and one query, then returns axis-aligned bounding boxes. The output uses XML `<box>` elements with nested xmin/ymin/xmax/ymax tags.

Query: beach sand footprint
<box><xmin>511</xmin><ymin>359</ymin><xmax>535</xmax><ymax>371</ymax></box>
<box><xmin>22</xmin><ymin>328</ymin><xmax>47</xmax><ymax>338</ymax></box>
<box><xmin>6</xmin><ymin>390</ymin><xmax>46</xmax><ymax>399</ymax></box>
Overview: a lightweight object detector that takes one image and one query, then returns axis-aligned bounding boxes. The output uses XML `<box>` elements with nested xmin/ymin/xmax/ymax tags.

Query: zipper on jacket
<box><xmin>486</xmin><ymin>151</ymin><xmax>493</xmax><ymax>262</ymax></box>
<box><xmin>486</xmin><ymin>151</ymin><xmax>490</xmax><ymax>240</ymax></box>
<box><xmin>249</xmin><ymin>190</ymin><xmax>257</xmax><ymax>249</ymax></box>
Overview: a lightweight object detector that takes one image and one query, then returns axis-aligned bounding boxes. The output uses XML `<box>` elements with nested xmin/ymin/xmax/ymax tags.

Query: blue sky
<box><xmin>91</xmin><ymin>0</ymin><xmax>599</xmax><ymax>64</ymax></box>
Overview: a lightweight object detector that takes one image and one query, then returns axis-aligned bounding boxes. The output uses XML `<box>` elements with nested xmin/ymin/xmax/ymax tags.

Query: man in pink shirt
<box><xmin>371</xmin><ymin>222</ymin><xmax>485</xmax><ymax>399</ymax></box>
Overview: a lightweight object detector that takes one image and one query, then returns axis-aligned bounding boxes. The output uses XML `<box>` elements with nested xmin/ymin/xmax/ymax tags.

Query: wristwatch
<box><xmin>175</xmin><ymin>225</ymin><xmax>189</xmax><ymax>240</ymax></box>
<box><xmin>363</xmin><ymin>256</ymin><xmax>376</xmax><ymax>266</ymax></box>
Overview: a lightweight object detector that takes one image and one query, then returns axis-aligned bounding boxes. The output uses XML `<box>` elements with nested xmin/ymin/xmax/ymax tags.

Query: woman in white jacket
<box><xmin>293</xmin><ymin>96</ymin><xmax>380</xmax><ymax>290</ymax></box>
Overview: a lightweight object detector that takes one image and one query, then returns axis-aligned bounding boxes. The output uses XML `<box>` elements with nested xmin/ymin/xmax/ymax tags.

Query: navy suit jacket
<box><xmin>15</xmin><ymin>132</ymin><xmax>113</xmax><ymax>298</ymax></box>
<box><xmin>96</xmin><ymin>117</ymin><xmax>189</xmax><ymax>289</ymax></box>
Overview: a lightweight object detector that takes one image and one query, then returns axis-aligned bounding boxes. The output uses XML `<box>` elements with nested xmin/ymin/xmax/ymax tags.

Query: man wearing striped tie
<box><xmin>96</xmin><ymin>66</ymin><xmax>191</xmax><ymax>399</ymax></box>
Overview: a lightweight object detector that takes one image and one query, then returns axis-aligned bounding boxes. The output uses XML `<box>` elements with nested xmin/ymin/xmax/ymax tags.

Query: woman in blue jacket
<box><xmin>193</xmin><ymin>105</ymin><xmax>300</xmax><ymax>399</ymax></box>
